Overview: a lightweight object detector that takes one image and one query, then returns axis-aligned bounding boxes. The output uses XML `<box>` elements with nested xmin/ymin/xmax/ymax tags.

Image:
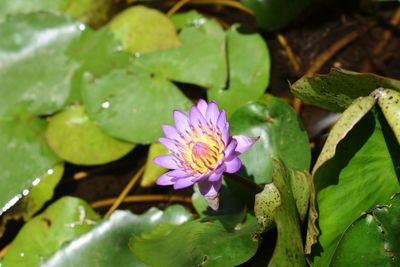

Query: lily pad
<box><xmin>131</xmin><ymin>213</ymin><xmax>260</xmax><ymax>267</ymax></box>
<box><xmin>141</xmin><ymin>143</ymin><xmax>168</xmax><ymax>187</ymax></box>
<box><xmin>81</xmin><ymin>69</ymin><xmax>192</xmax><ymax>144</ymax></box>
<box><xmin>130</xmin><ymin>12</ymin><xmax>227</xmax><ymax>89</ymax></box>
<box><xmin>0</xmin><ymin>0</ymin><xmax>112</xmax><ymax>27</ymax></box>
<box><xmin>0</xmin><ymin>115</ymin><xmax>60</xmax><ymax>216</ymax></box>
<box><xmin>291</xmin><ymin>68</ymin><xmax>400</xmax><ymax>112</ymax></box>
<box><xmin>45</xmin><ymin>105</ymin><xmax>135</xmax><ymax>165</ymax></box>
<box><xmin>208</xmin><ymin>24</ymin><xmax>270</xmax><ymax>116</ymax></box>
<box><xmin>0</xmin><ymin>163</ymin><xmax>64</xmax><ymax>234</ymax></box>
<box><xmin>230</xmin><ymin>94</ymin><xmax>310</xmax><ymax>184</ymax></box>
<box><xmin>330</xmin><ymin>193</ymin><xmax>400</xmax><ymax>266</ymax></box>
<box><xmin>2</xmin><ymin>197</ymin><xmax>100</xmax><ymax>267</ymax></box>
<box><xmin>0</xmin><ymin>12</ymin><xmax>83</xmax><ymax>116</ymax></box>
<box><xmin>108</xmin><ymin>6</ymin><xmax>180</xmax><ymax>53</ymax></box>
<box><xmin>313</xmin><ymin>111</ymin><xmax>400</xmax><ymax>266</ymax></box>
<box><xmin>43</xmin><ymin>205</ymin><xmax>192</xmax><ymax>267</ymax></box>
<box><xmin>241</xmin><ymin>0</ymin><xmax>311</xmax><ymax>31</ymax></box>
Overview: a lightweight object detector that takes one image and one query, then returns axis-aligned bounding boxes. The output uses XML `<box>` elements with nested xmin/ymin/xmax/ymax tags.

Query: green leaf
<box><xmin>45</xmin><ymin>105</ymin><xmax>135</xmax><ymax>165</ymax></box>
<box><xmin>241</xmin><ymin>0</ymin><xmax>311</xmax><ymax>31</ymax></box>
<box><xmin>141</xmin><ymin>142</ymin><xmax>168</xmax><ymax>187</ymax></box>
<box><xmin>108</xmin><ymin>6</ymin><xmax>180</xmax><ymax>53</ymax></box>
<box><xmin>0</xmin><ymin>115</ymin><xmax>60</xmax><ymax>216</ymax></box>
<box><xmin>208</xmin><ymin>24</ymin><xmax>270</xmax><ymax>116</ymax></box>
<box><xmin>267</xmin><ymin>159</ymin><xmax>306</xmax><ymax>267</ymax></box>
<box><xmin>313</xmin><ymin>111</ymin><xmax>400</xmax><ymax>266</ymax></box>
<box><xmin>291</xmin><ymin>68</ymin><xmax>400</xmax><ymax>112</ymax></box>
<box><xmin>230</xmin><ymin>94</ymin><xmax>310</xmax><ymax>184</ymax></box>
<box><xmin>130</xmin><ymin>12</ymin><xmax>227</xmax><ymax>89</ymax></box>
<box><xmin>0</xmin><ymin>12</ymin><xmax>83</xmax><ymax>116</ymax></box>
<box><xmin>330</xmin><ymin>193</ymin><xmax>400</xmax><ymax>266</ymax></box>
<box><xmin>0</xmin><ymin>0</ymin><xmax>112</xmax><ymax>27</ymax></box>
<box><xmin>313</xmin><ymin>96</ymin><xmax>376</xmax><ymax>173</ymax></box>
<box><xmin>254</xmin><ymin>183</ymin><xmax>281</xmax><ymax>232</ymax></box>
<box><xmin>82</xmin><ymin>70</ymin><xmax>192</xmax><ymax>144</ymax></box>
<box><xmin>131</xmin><ymin>214</ymin><xmax>260</xmax><ymax>267</ymax></box>
<box><xmin>0</xmin><ymin>163</ymin><xmax>64</xmax><ymax>233</ymax></box>
<box><xmin>43</xmin><ymin>205</ymin><xmax>191</xmax><ymax>267</ymax></box>
<box><xmin>170</xmin><ymin>10</ymin><xmax>205</xmax><ymax>29</ymax></box>
<box><xmin>377</xmin><ymin>88</ymin><xmax>400</xmax><ymax>144</ymax></box>
<box><xmin>2</xmin><ymin>197</ymin><xmax>100</xmax><ymax>267</ymax></box>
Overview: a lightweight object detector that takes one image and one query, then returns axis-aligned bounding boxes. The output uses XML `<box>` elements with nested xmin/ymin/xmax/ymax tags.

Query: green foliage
<box><xmin>43</xmin><ymin>206</ymin><xmax>192</xmax><ymax>267</ymax></box>
<box><xmin>45</xmin><ymin>105</ymin><xmax>135</xmax><ymax>165</ymax></box>
<box><xmin>107</xmin><ymin>6</ymin><xmax>180</xmax><ymax>53</ymax></box>
<box><xmin>230</xmin><ymin>94</ymin><xmax>310</xmax><ymax>184</ymax></box>
<box><xmin>291</xmin><ymin>68</ymin><xmax>400</xmax><ymax>112</ymax></box>
<box><xmin>2</xmin><ymin>197</ymin><xmax>100</xmax><ymax>267</ymax></box>
<box><xmin>130</xmin><ymin>213</ymin><xmax>260</xmax><ymax>267</ymax></box>
<box><xmin>331</xmin><ymin>193</ymin><xmax>400</xmax><ymax>266</ymax></box>
<box><xmin>141</xmin><ymin>143</ymin><xmax>168</xmax><ymax>187</ymax></box>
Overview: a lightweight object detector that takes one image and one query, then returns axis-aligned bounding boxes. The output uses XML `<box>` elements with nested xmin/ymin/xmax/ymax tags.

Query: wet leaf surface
<box><xmin>82</xmin><ymin>70</ymin><xmax>192</xmax><ymax>144</ymax></box>
<box><xmin>43</xmin><ymin>205</ymin><xmax>191</xmax><ymax>267</ymax></box>
<box><xmin>2</xmin><ymin>197</ymin><xmax>100</xmax><ymax>267</ymax></box>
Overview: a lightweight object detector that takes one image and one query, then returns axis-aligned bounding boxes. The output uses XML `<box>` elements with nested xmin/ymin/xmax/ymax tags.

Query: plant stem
<box><xmin>225</xmin><ymin>173</ymin><xmax>263</xmax><ymax>193</ymax></box>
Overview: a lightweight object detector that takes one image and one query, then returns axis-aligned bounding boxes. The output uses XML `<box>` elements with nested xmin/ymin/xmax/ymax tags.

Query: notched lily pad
<box><xmin>130</xmin><ymin>11</ymin><xmax>227</xmax><ymax>89</ymax></box>
<box><xmin>82</xmin><ymin>69</ymin><xmax>192</xmax><ymax>144</ymax></box>
<box><xmin>208</xmin><ymin>24</ymin><xmax>270</xmax><ymax>116</ymax></box>
<box><xmin>45</xmin><ymin>105</ymin><xmax>135</xmax><ymax>165</ymax></box>
<box><xmin>108</xmin><ymin>5</ymin><xmax>180</xmax><ymax>53</ymax></box>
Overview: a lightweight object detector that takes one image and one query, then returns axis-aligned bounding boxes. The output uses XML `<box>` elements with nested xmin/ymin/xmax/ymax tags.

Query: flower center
<box><xmin>192</xmin><ymin>141</ymin><xmax>218</xmax><ymax>170</ymax></box>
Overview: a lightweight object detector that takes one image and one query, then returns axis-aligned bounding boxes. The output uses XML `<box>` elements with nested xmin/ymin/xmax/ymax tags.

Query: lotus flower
<box><xmin>153</xmin><ymin>99</ymin><xmax>257</xmax><ymax>210</ymax></box>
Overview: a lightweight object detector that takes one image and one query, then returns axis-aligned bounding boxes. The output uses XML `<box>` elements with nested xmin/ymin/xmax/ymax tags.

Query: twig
<box><xmin>91</xmin><ymin>194</ymin><xmax>193</xmax><ymax>209</ymax></box>
<box><xmin>0</xmin><ymin>244</ymin><xmax>9</xmax><ymax>257</ymax></box>
<box><xmin>104</xmin><ymin>165</ymin><xmax>145</xmax><ymax>217</ymax></box>
<box><xmin>276</xmin><ymin>33</ymin><xmax>301</xmax><ymax>74</ymax></box>
<box><xmin>167</xmin><ymin>0</ymin><xmax>191</xmax><ymax>17</ymax></box>
<box><xmin>225</xmin><ymin>173</ymin><xmax>263</xmax><ymax>193</ymax></box>
<box><xmin>293</xmin><ymin>30</ymin><xmax>360</xmax><ymax>113</ymax></box>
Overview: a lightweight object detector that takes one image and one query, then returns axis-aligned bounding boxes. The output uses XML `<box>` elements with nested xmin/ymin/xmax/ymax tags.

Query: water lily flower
<box><xmin>153</xmin><ymin>99</ymin><xmax>257</xmax><ymax>210</ymax></box>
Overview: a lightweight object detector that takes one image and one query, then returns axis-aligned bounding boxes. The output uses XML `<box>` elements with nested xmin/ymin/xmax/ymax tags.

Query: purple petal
<box><xmin>162</xmin><ymin>125</ymin><xmax>180</xmax><ymax>140</ymax></box>
<box><xmin>153</xmin><ymin>155</ymin><xmax>178</xmax><ymax>169</ymax></box>
<box><xmin>173</xmin><ymin>110</ymin><xmax>190</xmax><ymax>133</ymax></box>
<box><xmin>233</xmin><ymin>135</ymin><xmax>258</xmax><ymax>154</ymax></box>
<box><xmin>217</xmin><ymin>110</ymin><xmax>227</xmax><ymax>131</ymax></box>
<box><xmin>205</xmin><ymin>101</ymin><xmax>220</xmax><ymax>124</ymax></box>
<box><xmin>198</xmin><ymin>179</ymin><xmax>221</xmax><ymax>197</ymax></box>
<box><xmin>221</xmin><ymin>122</ymin><xmax>230</xmax><ymax>146</ymax></box>
<box><xmin>208</xmin><ymin>166</ymin><xmax>225</xmax><ymax>182</ymax></box>
<box><xmin>157</xmin><ymin>169</ymin><xmax>191</xmax><ymax>185</ymax></box>
<box><xmin>158</xmin><ymin>137</ymin><xmax>178</xmax><ymax>153</ymax></box>
<box><xmin>224</xmin><ymin>138</ymin><xmax>238</xmax><ymax>159</ymax></box>
<box><xmin>189</xmin><ymin>105</ymin><xmax>208</xmax><ymax>133</ymax></box>
<box><xmin>196</xmin><ymin>99</ymin><xmax>208</xmax><ymax>116</ymax></box>
<box><xmin>173</xmin><ymin>178</ymin><xmax>195</xmax><ymax>189</ymax></box>
<box><xmin>224</xmin><ymin>157</ymin><xmax>242</xmax><ymax>173</ymax></box>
